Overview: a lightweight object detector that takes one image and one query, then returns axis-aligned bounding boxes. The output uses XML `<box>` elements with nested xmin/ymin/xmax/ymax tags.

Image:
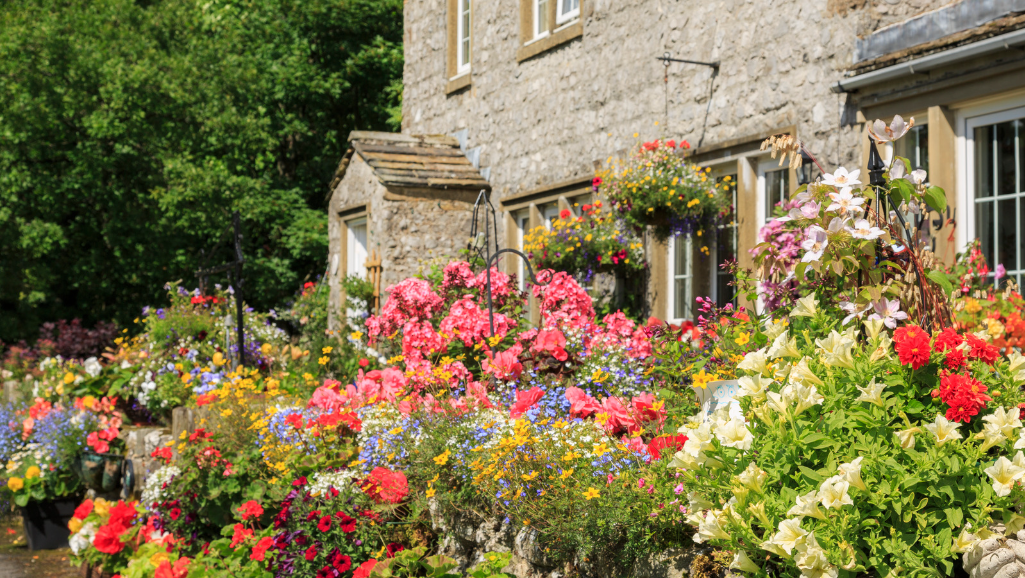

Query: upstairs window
<box><xmin>556</xmin><ymin>0</ymin><xmax>579</xmax><ymax>25</ymax></box>
<box><xmin>533</xmin><ymin>0</ymin><xmax>549</xmax><ymax>40</ymax></box>
<box><xmin>456</xmin><ymin>0</ymin><xmax>471</xmax><ymax>74</ymax></box>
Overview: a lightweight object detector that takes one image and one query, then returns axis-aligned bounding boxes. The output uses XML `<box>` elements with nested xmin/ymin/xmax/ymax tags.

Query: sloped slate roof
<box><xmin>328</xmin><ymin>131</ymin><xmax>490</xmax><ymax>195</ymax></box>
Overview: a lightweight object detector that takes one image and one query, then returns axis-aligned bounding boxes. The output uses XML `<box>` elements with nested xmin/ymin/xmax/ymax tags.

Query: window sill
<box><xmin>516</xmin><ymin>20</ymin><xmax>582</xmax><ymax>62</ymax></box>
<box><xmin>446</xmin><ymin>72</ymin><xmax>472</xmax><ymax>95</ymax></box>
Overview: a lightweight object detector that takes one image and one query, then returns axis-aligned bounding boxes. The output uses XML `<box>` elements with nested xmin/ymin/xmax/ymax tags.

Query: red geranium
<box><xmin>353</xmin><ymin>560</ymin><xmax>378</xmax><ymax>578</ymax></box>
<box><xmin>154</xmin><ymin>558</ymin><xmax>191</xmax><ymax>578</ymax></box>
<box><xmin>93</xmin><ymin>524</ymin><xmax>126</xmax><ymax>554</ymax></box>
<box><xmin>107</xmin><ymin>501</ymin><xmax>137</xmax><ymax>529</ymax></box>
<box><xmin>151</xmin><ymin>447</ymin><xmax>173</xmax><ymax>462</ymax></box>
<box><xmin>229</xmin><ymin>523</ymin><xmax>252</xmax><ymax>549</ymax></box>
<box><xmin>363</xmin><ymin>468</ymin><xmax>408</xmax><ymax>504</ymax></box>
<box><xmin>237</xmin><ymin>500</ymin><xmax>264</xmax><ymax>521</ymax></box>
<box><xmin>251</xmin><ymin>537</ymin><xmax>274</xmax><ymax>561</ymax></box>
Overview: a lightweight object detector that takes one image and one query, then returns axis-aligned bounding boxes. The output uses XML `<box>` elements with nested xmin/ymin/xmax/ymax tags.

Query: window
<box><xmin>968</xmin><ymin>108</ymin><xmax>1025</xmax><ymax>288</ymax></box>
<box><xmin>668</xmin><ymin>235</ymin><xmax>693</xmax><ymax>321</ymax></box>
<box><xmin>513</xmin><ymin>210</ymin><xmax>531</xmax><ymax>292</ymax></box>
<box><xmin>568</xmin><ymin>193</ymin><xmax>593</xmax><ymax>216</ymax></box>
<box><xmin>533</xmin><ymin>0</ymin><xmax>549</xmax><ymax>40</ymax></box>
<box><xmin>758</xmin><ymin>161</ymin><xmax>790</xmax><ymax>223</ymax></box>
<box><xmin>539</xmin><ymin>202</ymin><xmax>560</xmax><ymax>230</ymax></box>
<box><xmin>456</xmin><ymin>0</ymin><xmax>471</xmax><ymax>74</ymax></box>
<box><xmin>895</xmin><ymin>124</ymin><xmax>929</xmax><ymax>173</ymax></box>
<box><xmin>556</xmin><ymin>0</ymin><xmax>579</xmax><ymax>24</ymax></box>
<box><xmin>714</xmin><ymin>175</ymin><xmax>738</xmax><ymax>306</ymax></box>
<box><xmin>346</xmin><ymin>218</ymin><xmax>368</xmax><ymax>279</ymax></box>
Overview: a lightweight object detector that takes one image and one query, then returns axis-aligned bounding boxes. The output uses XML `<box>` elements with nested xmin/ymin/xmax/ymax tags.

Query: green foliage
<box><xmin>343</xmin><ymin>274</ymin><xmax>377</xmax><ymax>322</ymax></box>
<box><xmin>369</xmin><ymin>547</ymin><xmax>514</xmax><ymax>578</ymax></box>
<box><xmin>0</xmin><ymin>0</ymin><xmax>404</xmax><ymax>343</ymax></box>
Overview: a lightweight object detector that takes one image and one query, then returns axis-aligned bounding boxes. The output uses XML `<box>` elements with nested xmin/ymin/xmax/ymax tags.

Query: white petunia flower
<box><xmin>983</xmin><ymin>406</ymin><xmax>1022</xmax><ymax>439</ymax></box>
<box><xmin>855</xmin><ymin>379</ymin><xmax>887</xmax><ymax>407</ymax></box>
<box><xmin>791</xmin><ymin>295</ymin><xmax>819</xmax><ymax>318</ymax></box>
<box><xmin>738</xmin><ymin>462</ymin><xmax>768</xmax><ymax>493</ymax></box>
<box><xmin>925</xmin><ymin>415</ymin><xmax>963</xmax><ymax>446</ymax></box>
<box><xmin>737</xmin><ymin>348</ymin><xmax>769</xmax><ymax>376</ymax></box>
<box><xmin>984</xmin><ymin>454</ymin><xmax>1025</xmax><ymax>497</ymax></box>
<box><xmin>838</xmin><ymin>457</ymin><xmax>868</xmax><ymax>492</ymax></box>
<box><xmin>787</xmin><ymin>490</ymin><xmax>827</xmax><ymax>520</ymax></box>
<box><xmin>715</xmin><ymin>418</ymin><xmax>754</xmax><ymax>451</ymax></box>
<box><xmin>821</xmin><ymin>167</ymin><xmax>862</xmax><ymax>188</ymax></box>
<box><xmin>737</xmin><ymin>374</ymin><xmax>772</xmax><ymax>403</ymax></box>
<box><xmin>818</xmin><ymin>477</ymin><xmax>853</xmax><ymax>510</ymax></box>
<box><xmin>770</xmin><ymin>518</ymin><xmax>808</xmax><ymax>555</ymax></box>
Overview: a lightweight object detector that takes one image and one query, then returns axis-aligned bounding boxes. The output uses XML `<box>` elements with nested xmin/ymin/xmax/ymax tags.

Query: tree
<box><xmin>0</xmin><ymin>0</ymin><xmax>403</xmax><ymax>342</ymax></box>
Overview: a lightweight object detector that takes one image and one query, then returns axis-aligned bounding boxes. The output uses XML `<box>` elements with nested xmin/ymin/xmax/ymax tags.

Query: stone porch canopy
<box><xmin>326</xmin><ymin>131</ymin><xmax>490</xmax><ymax>331</ymax></box>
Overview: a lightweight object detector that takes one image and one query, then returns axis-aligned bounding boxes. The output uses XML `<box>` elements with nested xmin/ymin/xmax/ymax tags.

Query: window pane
<box><xmin>998</xmin><ymin>197</ymin><xmax>1018</xmax><ymax>275</ymax></box>
<box><xmin>998</xmin><ymin>121</ymin><xmax>1017</xmax><ymax>197</ymax></box>
<box><xmin>674</xmin><ymin>237</ymin><xmax>689</xmax><ymax>277</ymax></box>
<box><xmin>674</xmin><ymin>279</ymin><xmax>690</xmax><ymax>319</ymax></box>
<box><xmin>975</xmin><ymin>125</ymin><xmax>994</xmax><ymax>198</ymax></box>
<box><xmin>461</xmin><ymin>0</ymin><xmax>471</xmax><ymax>66</ymax></box>
<box><xmin>536</xmin><ymin>0</ymin><xmax>548</xmax><ymax>35</ymax></box>
<box><xmin>764</xmin><ymin>169</ymin><xmax>788</xmax><ymax>220</ymax></box>
<box><xmin>916</xmin><ymin>124</ymin><xmax>929</xmax><ymax>173</ymax></box>
<box><xmin>976</xmin><ymin>200</ymin><xmax>994</xmax><ymax>269</ymax></box>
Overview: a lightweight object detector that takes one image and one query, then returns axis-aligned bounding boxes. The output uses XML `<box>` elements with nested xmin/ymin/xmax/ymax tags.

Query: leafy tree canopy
<box><xmin>0</xmin><ymin>0</ymin><xmax>403</xmax><ymax>342</ymax></box>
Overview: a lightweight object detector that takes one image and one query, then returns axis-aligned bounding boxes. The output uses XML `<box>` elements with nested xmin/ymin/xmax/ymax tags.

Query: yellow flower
<box><xmin>7</xmin><ymin>477</ymin><xmax>23</xmax><ymax>492</ymax></box>
<box><xmin>94</xmin><ymin>499</ymin><xmax>111</xmax><ymax>517</ymax></box>
<box><xmin>593</xmin><ymin>443</ymin><xmax>610</xmax><ymax>457</ymax></box>
<box><xmin>25</xmin><ymin>466</ymin><xmax>40</xmax><ymax>479</ymax></box>
<box><xmin>735</xmin><ymin>332</ymin><xmax>750</xmax><ymax>346</ymax></box>
<box><xmin>583</xmin><ymin>487</ymin><xmax>600</xmax><ymax>500</ymax></box>
<box><xmin>220</xmin><ymin>409</ymin><xmax>233</xmax><ymax>417</ymax></box>
<box><xmin>692</xmin><ymin>369</ymin><xmax>715</xmax><ymax>389</ymax></box>
<box><xmin>521</xmin><ymin>471</ymin><xmax>539</xmax><ymax>481</ymax></box>
<box><xmin>559</xmin><ymin>469</ymin><xmax>574</xmax><ymax>480</ymax></box>
<box><xmin>68</xmin><ymin>518</ymin><xmax>83</xmax><ymax>534</ymax></box>
<box><xmin>149</xmin><ymin>551</ymin><xmax>170</xmax><ymax>568</ymax></box>
<box><xmin>212</xmin><ymin>352</ymin><xmax>226</xmax><ymax>367</ymax></box>
<box><xmin>63</xmin><ymin>372</ymin><xmax>75</xmax><ymax>385</ymax></box>
<box><xmin>434</xmin><ymin>451</ymin><xmax>451</xmax><ymax>466</ymax></box>
<box><xmin>322</xmin><ymin>346</ymin><xmax>333</xmax><ymax>355</ymax></box>
<box><xmin>350</xmin><ymin>331</ymin><xmax>363</xmax><ymax>341</ymax></box>
<box><xmin>318</xmin><ymin>356</ymin><xmax>329</xmax><ymax>366</ymax></box>
<box><xmin>426</xmin><ymin>488</ymin><xmax>436</xmax><ymax>498</ymax></box>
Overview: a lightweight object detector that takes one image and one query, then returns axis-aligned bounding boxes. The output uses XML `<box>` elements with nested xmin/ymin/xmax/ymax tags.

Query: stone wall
<box><xmin>401</xmin><ymin>0</ymin><xmax>951</xmax><ymax>229</ymax></box>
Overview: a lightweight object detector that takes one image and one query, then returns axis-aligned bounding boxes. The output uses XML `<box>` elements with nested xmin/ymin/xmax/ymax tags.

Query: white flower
<box><xmin>847</xmin><ymin>219</ymin><xmax>886</xmax><ymax>241</ymax></box>
<box><xmin>839</xmin><ymin>301</ymin><xmax>871</xmax><ymax>326</ymax></box>
<box><xmin>1009</xmin><ymin>351</ymin><xmax>1025</xmax><ymax>375</ymax></box>
<box><xmin>70</xmin><ymin>522</ymin><xmax>96</xmax><ymax>555</ymax></box>
<box><xmin>680</xmin><ymin>422</ymin><xmax>713</xmax><ymax>456</ymax></box>
<box><xmin>815</xmin><ymin>330</ymin><xmax>856</xmax><ymax>369</ymax></box>
<box><xmin>838</xmin><ymin>457</ymin><xmax>868</xmax><ymax>491</ymax></box>
<box><xmin>855</xmin><ymin>379</ymin><xmax>887</xmax><ymax>407</ymax></box>
<box><xmin>907</xmin><ymin>169</ymin><xmax>927</xmax><ymax>186</ymax></box>
<box><xmin>795</xmin><ymin>533</ymin><xmax>839</xmax><ymax>578</ymax></box>
<box><xmin>694</xmin><ymin>510</ymin><xmax>731</xmax><ymax>543</ymax></box>
<box><xmin>787</xmin><ymin>490</ymin><xmax>827</xmax><ymax>520</ymax></box>
<box><xmin>868</xmin><ymin>298</ymin><xmax>908</xmax><ymax>330</ymax></box>
<box><xmin>789</xmin><ymin>357</ymin><xmax>824</xmax><ymax>387</ymax></box>
<box><xmin>737</xmin><ymin>348</ymin><xmax>769</xmax><ymax>376</ymax></box>
<box><xmin>1015</xmin><ymin>430</ymin><xmax>1025</xmax><ymax>450</ymax></box>
<box><xmin>791</xmin><ymin>384</ymin><xmax>824</xmax><ymax>417</ymax></box>
<box><xmin>867</xmin><ymin>115</ymin><xmax>914</xmax><ymax>144</ymax></box>
<box><xmin>801</xmin><ymin>227</ymin><xmax>829</xmax><ymax>263</ymax></box>
<box><xmin>766</xmin><ymin>391</ymin><xmax>790</xmax><ymax>416</ymax></box>
<box><xmin>768</xmin><ymin>330</ymin><xmax>801</xmax><ymax>359</ymax></box>
<box><xmin>984</xmin><ymin>455</ymin><xmax>1025</xmax><ymax>497</ymax></box>
<box><xmin>737</xmin><ymin>374</ymin><xmax>772</xmax><ymax>403</ymax></box>
<box><xmin>770</xmin><ymin>518</ymin><xmax>808</xmax><ymax>555</ymax></box>
<box><xmin>730</xmin><ymin>550</ymin><xmax>761</xmax><ymax>574</ymax></box>
<box><xmin>738</xmin><ymin>462</ymin><xmax>768</xmax><ymax>493</ymax></box>
<box><xmin>762</xmin><ymin>317</ymin><xmax>788</xmax><ymax>341</ymax></box>
<box><xmin>983</xmin><ymin>407</ymin><xmax>1022</xmax><ymax>439</ymax></box>
<box><xmin>821</xmin><ymin>167</ymin><xmax>862</xmax><ymax>188</ymax></box>
<box><xmin>715</xmin><ymin>418</ymin><xmax>754</xmax><ymax>451</ymax></box>
<box><xmin>818</xmin><ymin>477</ymin><xmax>853</xmax><ymax>510</ymax></box>
<box><xmin>952</xmin><ymin>527</ymin><xmax>979</xmax><ymax>553</ymax></box>
<box><xmin>826</xmin><ymin>188</ymin><xmax>866</xmax><ymax>216</ymax></box>
<box><xmin>688</xmin><ymin>491</ymin><xmax>713</xmax><ymax>512</ymax></box>
<box><xmin>925</xmin><ymin>414</ymin><xmax>963</xmax><ymax>446</ymax></box>
<box><xmin>83</xmin><ymin>357</ymin><xmax>103</xmax><ymax>378</ymax></box>
<box><xmin>791</xmin><ymin>295</ymin><xmax>819</xmax><ymax>318</ymax></box>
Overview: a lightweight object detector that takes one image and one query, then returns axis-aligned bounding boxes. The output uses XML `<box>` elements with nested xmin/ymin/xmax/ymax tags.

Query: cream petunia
<box><xmin>789</xmin><ymin>357</ymin><xmax>825</xmax><ymax>387</ymax></box>
<box><xmin>730</xmin><ymin>550</ymin><xmax>761</xmax><ymax>574</ymax></box>
<box><xmin>737</xmin><ymin>374</ymin><xmax>772</xmax><ymax>403</ymax></box>
<box><xmin>738</xmin><ymin>462</ymin><xmax>768</xmax><ymax>493</ymax></box>
<box><xmin>855</xmin><ymin>379</ymin><xmax>886</xmax><ymax>407</ymax></box>
<box><xmin>818</xmin><ymin>476</ymin><xmax>853</xmax><ymax>510</ymax></box>
<box><xmin>715</xmin><ymin>418</ymin><xmax>754</xmax><ymax>451</ymax></box>
<box><xmin>738</xmin><ymin>348</ymin><xmax>769</xmax><ymax>376</ymax></box>
<box><xmin>787</xmin><ymin>489</ymin><xmax>827</xmax><ymax>520</ymax></box>
<box><xmin>895</xmin><ymin>427</ymin><xmax>920</xmax><ymax>449</ymax></box>
<box><xmin>984</xmin><ymin>455</ymin><xmax>1025</xmax><ymax>497</ymax></box>
<box><xmin>983</xmin><ymin>406</ymin><xmax>1022</xmax><ymax>438</ymax></box>
<box><xmin>838</xmin><ymin>457</ymin><xmax>868</xmax><ymax>492</ymax></box>
<box><xmin>768</xmin><ymin>330</ymin><xmax>801</xmax><ymax>360</ymax></box>
<box><xmin>770</xmin><ymin>518</ymin><xmax>808</xmax><ymax>555</ymax></box>
<box><xmin>979</xmin><ymin>423</ymin><xmax>1008</xmax><ymax>453</ymax></box>
<box><xmin>791</xmin><ymin>295</ymin><xmax>819</xmax><ymax>318</ymax></box>
<box><xmin>925</xmin><ymin>415</ymin><xmax>963</xmax><ymax>446</ymax></box>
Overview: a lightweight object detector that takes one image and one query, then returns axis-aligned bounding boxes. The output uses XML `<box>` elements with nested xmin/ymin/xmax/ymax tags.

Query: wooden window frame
<box><xmin>446</xmin><ymin>0</ymin><xmax>472</xmax><ymax>94</ymax></box>
<box><xmin>517</xmin><ymin>0</ymin><xmax>582</xmax><ymax>62</ymax></box>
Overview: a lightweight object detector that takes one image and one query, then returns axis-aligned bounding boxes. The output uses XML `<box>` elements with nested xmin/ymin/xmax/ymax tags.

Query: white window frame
<box><xmin>456</xmin><ymin>0</ymin><xmax>471</xmax><ymax>75</ymax></box>
<box><xmin>532</xmin><ymin>0</ymin><xmax>550</xmax><ymax>41</ymax></box>
<box><xmin>710</xmin><ymin>174</ymin><xmax>739</xmax><ymax>305</ymax></box>
<box><xmin>958</xmin><ymin>99</ymin><xmax>1025</xmax><ymax>286</ymax></box>
<box><xmin>513</xmin><ymin>210</ymin><xmax>531</xmax><ymax>292</ymax></box>
<box><xmin>757</xmin><ymin>159</ymin><xmax>790</xmax><ymax>224</ymax></box>
<box><xmin>555</xmin><ymin>0</ymin><xmax>579</xmax><ymax>25</ymax></box>
<box><xmin>667</xmin><ymin>234</ymin><xmax>693</xmax><ymax>322</ymax></box>
<box><xmin>345</xmin><ymin>217</ymin><xmax>368</xmax><ymax>280</ymax></box>
<box><xmin>540</xmin><ymin>202</ymin><xmax>560</xmax><ymax>230</ymax></box>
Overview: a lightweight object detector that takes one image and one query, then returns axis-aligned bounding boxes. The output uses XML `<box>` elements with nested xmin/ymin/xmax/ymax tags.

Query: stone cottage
<box><xmin>325</xmin><ymin>132</ymin><xmax>490</xmax><ymax>329</ymax></box>
<box><xmin>331</xmin><ymin>0</ymin><xmax>1025</xmax><ymax>323</ymax></box>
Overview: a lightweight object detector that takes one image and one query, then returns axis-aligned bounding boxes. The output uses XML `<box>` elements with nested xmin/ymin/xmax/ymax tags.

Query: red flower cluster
<box><xmin>936</xmin><ymin>372</ymin><xmax>992</xmax><ymax>422</ymax></box>
<box><xmin>151</xmin><ymin>447</ymin><xmax>173</xmax><ymax>463</ymax></box>
<box><xmin>190</xmin><ymin>295</ymin><xmax>222</xmax><ymax>306</ymax></box>
<box><xmin>647</xmin><ymin>434</ymin><xmax>688</xmax><ymax>460</ymax></box>
<box><xmin>237</xmin><ymin>500</ymin><xmax>264</xmax><ymax>521</ymax></box>
<box><xmin>93</xmin><ymin>501</ymin><xmax>139</xmax><ymax>555</ymax></box>
<box><xmin>893</xmin><ymin>325</ymin><xmax>932</xmax><ymax>370</ymax></box>
<box><xmin>361</xmin><ymin>468</ymin><xmax>408</xmax><ymax>504</ymax></box>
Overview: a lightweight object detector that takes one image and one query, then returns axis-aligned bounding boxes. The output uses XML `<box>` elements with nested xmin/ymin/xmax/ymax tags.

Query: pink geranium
<box><xmin>600</xmin><ymin>396</ymin><xmax>636</xmax><ymax>434</ymax></box>
<box><xmin>532</xmin><ymin>329</ymin><xmax>569</xmax><ymax>362</ymax></box>
<box><xmin>532</xmin><ymin>271</ymin><xmax>595</xmax><ymax>330</ymax></box>
<box><xmin>631</xmin><ymin>393</ymin><xmax>666</xmax><ymax>429</ymax></box>
<box><xmin>483</xmin><ymin>344</ymin><xmax>523</xmax><ymax>382</ymax></box>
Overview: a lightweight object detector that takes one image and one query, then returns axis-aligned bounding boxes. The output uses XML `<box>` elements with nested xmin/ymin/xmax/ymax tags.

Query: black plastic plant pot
<box><xmin>20</xmin><ymin>497</ymin><xmax>79</xmax><ymax>551</ymax></box>
<box><xmin>78</xmin><ymin>451</ymin><xmax>124</xmax><ymax>492</ymax></box>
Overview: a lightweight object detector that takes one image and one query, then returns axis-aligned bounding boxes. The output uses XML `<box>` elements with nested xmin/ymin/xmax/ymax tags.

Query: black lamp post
<box><xmin>797</xmin><ymin>148</ymin><xmax>816</xmax><ymax>186</ymax></box>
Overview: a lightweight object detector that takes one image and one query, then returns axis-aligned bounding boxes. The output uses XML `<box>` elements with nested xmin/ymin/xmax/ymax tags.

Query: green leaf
<box><xmin>799</xmin><ymin>466</ymin><xmax>824</xmax><ymax>482</ymax></box>
<box><xmin>945</xmin><ymin>508</ymin><xmax>963</xmax><ymax>528</ymax></box>
<box><xmin>890</xmin><ymin>178</ymin><xmax>915</xmax><ymax>203</ymax></box>
<box><xmin>925</xmin><ymin>270</ymin><xmax>954</xmax><ymax>296</ymax></box>
<box><xmin>923</xmin><ymin>185</ymin><xmax>947</xmax><ymax>213</ymax></box>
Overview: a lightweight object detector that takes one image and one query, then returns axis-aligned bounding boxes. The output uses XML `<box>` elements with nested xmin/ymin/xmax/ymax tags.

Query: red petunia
<box><xmin>316</xmin><ymin>567</ymin><xmax>335</xmax><ymax>578</ymax></box>
<box><xmin>318</xmin><ymin>515</ymin><xmax>332</xmax><ymax>532</ymax></box>
<box><xmin>335</xmin><ymin>512</ymin><xmax>357</xmax><ymax>533</ymax></box>
<box><xmin>386</xmin><ymin>543</ymin><xmax>405</xmax><ymax>558</ymax></box>
<box><xmin>333</xmin><ymin>554</ymin><xmax>352</xmax><ymax>573</ymax></box>
<box><xmin>168</xmin><ymin>507</ymin><xmax>182</xmax><ymax>521</ymax></box>
<box><xmin>251</xmin><ymin>537</ymin><xmax>274</xmax><ymax>561</ymax></box>
<box><xmin>305</xmin><ymin>545</ymin><xmax>318</xmax><ymax>561</ymax></box>
<box><xmin>93</xmin><ymin>524</ymin><xmax>126</xmax><ymax>554</ymax></box>
<box><xmin>307</xmin><ymin>510</ymin><xmax>322</xmax><ymax>521</ymax></box>
<box><xmin>73</xmin><ymin>499</ymin><xmax>94</xmax><ymax>521</ymax></box>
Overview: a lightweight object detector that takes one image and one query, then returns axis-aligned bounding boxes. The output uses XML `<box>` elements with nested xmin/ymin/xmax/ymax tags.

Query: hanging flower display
<box><xmin>523</xmin><ymin>202</ymin><xmax>646</xmax><ymax>282</ymax></box>
<box><xmin>595</xmin><ymin>139</ymin><xmax>728</xmax><ymax>241</ymax></box>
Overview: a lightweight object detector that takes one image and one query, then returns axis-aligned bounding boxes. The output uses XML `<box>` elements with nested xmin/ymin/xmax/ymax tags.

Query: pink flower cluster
<box><xmin>532</xmin><ymin>271</ymin><xmax>595</xmax><ymax>330</ymax></box>
<box><xmin>439</xmin><ymin>296</ymin><xmax>516</xmax><ymax>347</ymax></box>
<box><xmin>366</xmin><ymin>278</ymin><xmax>444</xmax><ymax>340</ymax></box>
<box><xmin>564</xmin><ymin>388</ymin><xmax>665</xmax><ymax>435</ymax></box>
<box><xmin>589</xmin><ymin>312</ymin><xmax>652</xmax><ymax>358</ymax></box>
<box><xmin>441</xmin><ymin>262</ymin><xmax>515</xmax><ymax>306</ymax></box>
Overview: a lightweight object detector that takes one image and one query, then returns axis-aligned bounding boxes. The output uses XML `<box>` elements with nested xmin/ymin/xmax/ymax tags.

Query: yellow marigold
<box><xmin>25</xmin><ymin>466</ymin><xmax>40</xmax><ymax>479</ymax></box>
<box><xmin>7</xmin><ymin>477</ymin><xmax>23</xmax><ymax>492</ymax></box>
